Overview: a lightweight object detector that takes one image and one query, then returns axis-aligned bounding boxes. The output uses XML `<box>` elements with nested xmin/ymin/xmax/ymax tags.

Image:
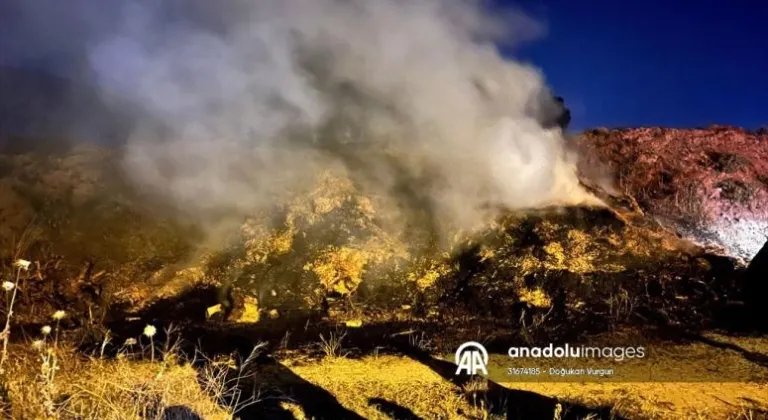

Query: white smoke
<box><xmin>84</xmin><ymin>0</ymin><xmax>596</xmax><ymax>243</ymax></box>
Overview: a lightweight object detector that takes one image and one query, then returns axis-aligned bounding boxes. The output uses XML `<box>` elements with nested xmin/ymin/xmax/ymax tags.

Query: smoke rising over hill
<box><xmin>4</xmin><ymin>0</ymin><xmax>596</xmax><ymax>245</ymax></box>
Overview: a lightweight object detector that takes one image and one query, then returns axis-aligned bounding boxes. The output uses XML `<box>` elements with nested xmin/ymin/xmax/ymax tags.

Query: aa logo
<box><xmin>455</xmin><ymin>341</ymin><xmax>488</xmax><ymax>376</ymax></box>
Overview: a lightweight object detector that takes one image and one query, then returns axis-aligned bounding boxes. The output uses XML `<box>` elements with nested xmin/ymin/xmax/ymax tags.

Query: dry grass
<box><xmin>285</xmin><ymin>355</ymin><xmax>492</xmax><ymax>420</ymax></box>
<box><xmin>3</xmin><ymin>343</ymin><xmax>765</xmax><ymax>419</ymax></box>
<box><xmin>318</xmin><ymin>330</ymin><xmax>349</xmax><ymax>359</ymax></box>
<box><xmin>276</xmin><ymin>354</ymin><xmax>764</xmax><ymax>420</ymax></box>
<box><xmin>2</xmin><ymin>343</ymin><xmax>235</xmax><ymax>419</ymax></box>
<box><xmin>0</xmin><ymin>261</ymin><xmax>258</xmax><ymax>420</ymax></box>
<box><xmin>0</xmin><ymin>331</ymin><xmax>267</xmax><ymax>420</ymax></box>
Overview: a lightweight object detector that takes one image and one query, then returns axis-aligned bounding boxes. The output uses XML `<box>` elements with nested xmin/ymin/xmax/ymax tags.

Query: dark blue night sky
<box><xmin>500</xmin><ymin>0</ymin><xmax>768</xmax><ymax>130</ymax></box>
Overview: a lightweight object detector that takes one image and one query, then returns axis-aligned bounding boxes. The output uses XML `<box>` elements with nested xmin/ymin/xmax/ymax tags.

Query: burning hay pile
<box><xmin>0</xmin><ymin>141</ymin><xmax>748</xmax><ymax>344</ymax></box>
<box><xmin>1</xmin><ymin>1</ymin><xmax>767</xmax><ymax>418</ymax></box>
<box><xmin>0</xmin><ymin>0</ymin><xmax>613</xmax><ymax>330</ymax></box>
<box><xmin>0</xmin><ymin>0</ymin><xmax>761</xmax><ymax>338</ymax></box>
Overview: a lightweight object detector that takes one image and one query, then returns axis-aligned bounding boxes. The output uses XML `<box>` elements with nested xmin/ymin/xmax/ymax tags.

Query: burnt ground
<box><xmin>0</xmin><ymin>140</ymin><xmax>767</xmax><ymax>419</ymax></box>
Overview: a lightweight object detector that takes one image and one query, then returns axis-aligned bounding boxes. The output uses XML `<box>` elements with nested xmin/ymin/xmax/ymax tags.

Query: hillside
<box><xmin>0</xmin><ymin>127</ymin><xmax>765</xmax><ymax>419</ymax></box>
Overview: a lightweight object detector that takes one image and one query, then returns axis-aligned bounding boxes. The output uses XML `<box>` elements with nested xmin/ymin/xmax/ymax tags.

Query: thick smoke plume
<box><xmin>9</xmin><ymin>0</ymin><xmax>599</xmax><ymax>246</ymax></box>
